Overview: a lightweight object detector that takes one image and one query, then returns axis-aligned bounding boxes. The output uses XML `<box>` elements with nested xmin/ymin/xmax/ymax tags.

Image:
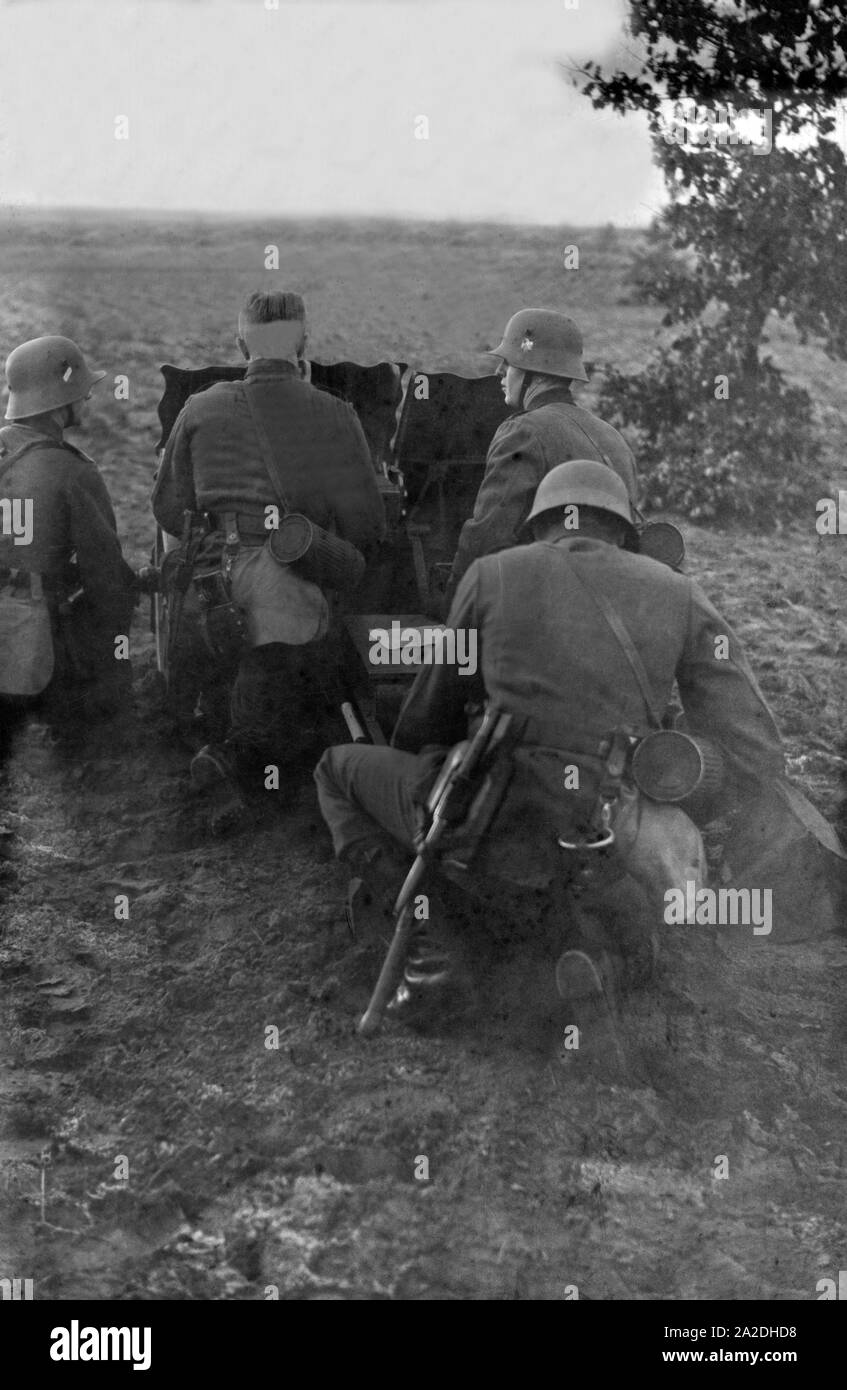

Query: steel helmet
<box><xmin>488</xmin><ymin>308</ymin><xmax>588</xmax><ymax>382</ymax></box>
<box><xmin>526</xmin><ymin>459</ymin><xmax>635</xmax><ymax>531</ymax></box>
<box><xmin>4</xmin><ymin>336</ymin><xmax>106</xmax><ymax>420</ymax></box>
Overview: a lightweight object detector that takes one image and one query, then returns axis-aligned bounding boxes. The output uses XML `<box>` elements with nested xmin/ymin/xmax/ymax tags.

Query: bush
<box><xmin>595</xmin><ymin>324</ymin><xmax>824</xmax><ymax>526</ymax></box>
<box><xmin>622</xmin><ymin>229</ymin><xmax>698</xmax><ymax>308</ymax></box>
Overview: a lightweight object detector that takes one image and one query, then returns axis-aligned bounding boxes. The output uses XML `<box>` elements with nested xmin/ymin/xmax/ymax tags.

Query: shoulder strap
<box><xmin>557</xmin><ymin>546</ymin><xmax>664</xmax><ymax>730</ymax></box>
<box><xmin>552</xmin><ymin>404</ymin><xmax>644</xmax><ymax>524</ymax></box>
<box><xmin>0</xmin><ymin>437</ymin><xmax>51</xmax><ymax>483</ymax></box>
<box><xmin>240</xmin><ymin>382</ymin><xmax>291</xmax><ymax>513</ymax></box>
<box><xmin>555</xmin><ymin>403</ymin><xmax>614</xmax><ymax>470</ymax></box>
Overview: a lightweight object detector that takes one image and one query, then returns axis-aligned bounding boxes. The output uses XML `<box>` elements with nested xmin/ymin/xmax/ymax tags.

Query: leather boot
<box><xmin>189</xmin><ymin>743</ymin><xmax>248</xmax><ymax>834</ymax></box>
<box><xmin>341</xmin><ymin>839</ymin><xmax>409</xmax><ymax>942</ymax></box>
<box><xmin>386</xmin><ymin>918</ymin><xmax>474</xmax><ymax>1031</ymax></box>
<box><xmin>554</xmin><ymin>947</ymin><xmax>628</xmax><ymax>1076</ymax></box>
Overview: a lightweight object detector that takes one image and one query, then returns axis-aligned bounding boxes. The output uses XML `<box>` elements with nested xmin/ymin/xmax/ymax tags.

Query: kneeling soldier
<box><xmin>0</xmin><ymin>336</ymin><xmax>139</xmax><ymax>757</ymax></box>
<box><xmin>316</xmin><ymin>460</ymin><xmax>785</xmax><ymax>1028</ymax></box>
<box><xmin>152</xmin><ymin>289</ymin><xmax>385</xmax><ymax>827</ymax></box>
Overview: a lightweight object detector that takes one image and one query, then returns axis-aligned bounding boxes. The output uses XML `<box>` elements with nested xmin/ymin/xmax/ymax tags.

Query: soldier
<box><xmin>449</xmin><ymin>308</ymin><xmax>639</xmax><ymax>591</ymax></box>
<box><xmin>152</xmin><ymin>289</ymin><xmax>385</xmax><ymax>826</ymax></box>
<box><xmin>0</xmin><ymin>336</ymin><xmax>138</xmax><ymax>756</ymax></box>
<box><xmin>316</xmin><ymin>461</ymin><xmax>785</xmax><ymax>1027</ymax></box>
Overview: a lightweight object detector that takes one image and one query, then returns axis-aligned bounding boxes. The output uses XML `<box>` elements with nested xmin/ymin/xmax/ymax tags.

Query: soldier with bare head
<box><xmin>152</xmin><ymin>288</ymin><xmax>385</xmax><ymax>830</ymax></box>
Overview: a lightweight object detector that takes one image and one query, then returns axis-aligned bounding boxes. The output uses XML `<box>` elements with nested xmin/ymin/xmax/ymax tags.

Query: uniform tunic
<box><xmin>316</xmin><ymin>536</ymin><xmax>784</xmax><ymax>889</ymax></box>
<box><xmin>151</xmin><ymin>356</ymin><xmax>386</xmax><ymax>761</ymax></box>
<box><xmin>0</xmin><ymin>424</ymin><xmax>135</xmax><ymax>606</ymax></box>
<box><xmin>450</xmin><ymin>385</ymin><xmax>638</xmax><ymax>585</ymax></box>
<box><xmin>0</xmin><ymin>423</ymin><xmax>136</xmax><ymax>716</ymax></box>
<box><xmin>152</xmin><ymin>358</ymin><xmax>386</xmax><ymax>646</ymax></box>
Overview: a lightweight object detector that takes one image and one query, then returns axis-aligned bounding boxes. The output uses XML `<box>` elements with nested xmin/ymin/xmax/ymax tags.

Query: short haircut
<box><xmin>241</xmin><ymin>290</ymin><xmax>305</xmax><ymax>325</ymax></box>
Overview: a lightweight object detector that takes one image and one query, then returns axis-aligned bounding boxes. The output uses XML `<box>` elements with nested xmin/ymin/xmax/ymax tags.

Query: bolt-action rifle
<box><xmin>358</xmin><ymin>703</ymin><xmax>525</xmax><ymax>1036</ymax></box>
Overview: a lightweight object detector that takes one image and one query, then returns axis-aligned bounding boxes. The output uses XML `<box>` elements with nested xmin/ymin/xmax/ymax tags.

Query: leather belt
<box><xmin>208</xmin><ymin>510</ymin><xmax>270</xmax><ymax>544</ymax></box>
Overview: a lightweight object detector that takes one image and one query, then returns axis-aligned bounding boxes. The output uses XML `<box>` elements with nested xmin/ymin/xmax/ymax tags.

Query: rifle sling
<box><xmin>240</xmin><ymin>382</ymin><xmax>292</xmax><ymax>515</ymax></box>
<box><xmin>557</xmin><ymin>406</ymin><xmax>644</xmax><ymax>525</ymax></box>
<box><xmin>0</xmin><ymin>437</ymin><xmax>58</xmax><ymax>483</ymax></box>
<box><xmin>556</xmin><ymin>545</ymin><xmax>664</xmax><ymax>731</ymax></box>
<box><xmin>558</xmin><ymin>406</ymin><xmax>613</xmax><ymax>470</ymax></box>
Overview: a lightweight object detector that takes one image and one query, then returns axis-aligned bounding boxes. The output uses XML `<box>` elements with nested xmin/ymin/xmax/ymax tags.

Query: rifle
<box><xmin>164</xmin><ymin>510</ymin><xmax>205</xmax><ymax>673</ymax></box>
<box><xmin>358</xmin><ymin>704</ymin><xmax>524</xmax><ymax>1036</ymax></box>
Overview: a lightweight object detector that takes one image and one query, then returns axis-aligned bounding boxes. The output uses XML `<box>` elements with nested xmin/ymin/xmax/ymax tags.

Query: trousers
<box><xmin>314</xmin><ymin>743</ymin><xmax>707</xmax><ymax>901</ymax></box>
<box><xmin>229</xmin><ymin>641</ymin><xmax>322</xmax><ymax>765</ymax></box>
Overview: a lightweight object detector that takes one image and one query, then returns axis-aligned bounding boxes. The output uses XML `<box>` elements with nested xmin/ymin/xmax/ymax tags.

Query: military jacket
<box><xmin>450</xmin><ymin>386</ymin><xmax>638</xmax><ymax>584</ymax></box>
<box><xmin>0</xmin><ymin>423</ymin><xmax>135</xmax><ymax>613</ymax></box>
<box><xmin>394</xmin><ymin>536</ymin><xmax>784</xmax><ymax>886</ymax></box>
<box><xmin>152</xmin><ymin>358</ymin><xmax>385</xmax><ymax>553</ymax></box>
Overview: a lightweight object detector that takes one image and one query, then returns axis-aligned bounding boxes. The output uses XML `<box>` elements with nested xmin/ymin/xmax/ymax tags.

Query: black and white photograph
<box><xmin>0</xmin><ymin>0</ymin><xmax>845</xmax><ymax>1339</ymax></box>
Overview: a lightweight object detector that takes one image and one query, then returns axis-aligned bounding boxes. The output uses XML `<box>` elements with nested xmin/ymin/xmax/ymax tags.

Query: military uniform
<box><xmin>450</xmin><ymin>384</ymin><xmax>638</xmax><ymax>584</ymax></box>
<box><xmin>0</xmin><ymin>423</ymin><xmax>137</xmax><ymax>733</ymax></box>
<box><xmin>152</xmin><ymin>357</ymin><xmax>385</xmax><ymax>770</ymax></box>
<box><xmin>317</xmin><ymin>535</ymin><xmax>783</xmax><ymax>892</ymax></box>
<box><xmin>450</xmin><ymin>307</ymin><xmax>639</xmax><ymax>587</ymax></box>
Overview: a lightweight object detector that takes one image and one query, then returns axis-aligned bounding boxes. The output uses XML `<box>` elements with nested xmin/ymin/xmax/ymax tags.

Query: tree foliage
<box><xmin>575</xmin><ymin>1</ymin><xmax>847</xmax><ymax>522</ymax></box>
<box><xmin>597</xmin><ymin>323</ymin><xmax>823</xmax><ymax>526</ymax></box>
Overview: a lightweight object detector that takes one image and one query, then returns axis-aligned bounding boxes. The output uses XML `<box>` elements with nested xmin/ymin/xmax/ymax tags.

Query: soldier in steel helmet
<box><xmin>0</xmin><ymin>336</ymin><xmax>140</xmax><ymax>755</ymax></box>
<box><xmin>448</xmin><ymin>308</ymin><xmax>639</xmax><ymax>592</ymax></box>
<box><xmin>315</xmin><ymin>460</ymin><xmax>784</xmax><ymax>1031</ymax></box>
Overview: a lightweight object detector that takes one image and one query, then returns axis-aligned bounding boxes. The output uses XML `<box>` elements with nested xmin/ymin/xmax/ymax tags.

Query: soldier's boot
<box><xmin>386</xmin><ymin>919</ymin><xmax>475</xmax><ymax>1031</ymax></box>
<box><xmin>342</xmin><ymin>839</ymin><xmax>409</xmax><ymax>942</ymax></box>
<box><xmin>189</xmin><ymin>743</ymin><xmax>248</xmax><ymax>835</ymax></box>
<box><xmin>554</xmin><ymin>870</ymin><xmax>633</xmax><ymax>1078</ymax></box>
<box><xmin>555</xmin><ymin>947</ymin><xmax>616</xmax><ymax>1008</ymax></box>
<box><xmin>190</xmin><ymin>742</ymin><xmax>238</xmax><ymax>791</ymax></box>
<box><xmin>554</xmin><ymin>946</ymin><xmax>629</xmax><ymax>1076</ymax></box>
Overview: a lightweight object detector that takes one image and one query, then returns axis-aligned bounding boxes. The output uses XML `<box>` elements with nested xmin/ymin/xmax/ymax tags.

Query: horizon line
<box><xmin>0</xmin><ymin>204</ymin><xmax>652</xmax><ymax>231</ymax></box>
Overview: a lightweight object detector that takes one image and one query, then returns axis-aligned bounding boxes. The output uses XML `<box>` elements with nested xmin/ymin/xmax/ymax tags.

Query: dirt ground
<box><xmin>1</xmin><ymin>215</ymin><xmax>846</xmax><ymax>1301</ymax></box>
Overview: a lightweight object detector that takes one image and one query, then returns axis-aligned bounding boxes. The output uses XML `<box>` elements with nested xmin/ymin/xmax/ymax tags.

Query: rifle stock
<box><xmin>357</xmin><ymin>705</ymin><xmax>514</xmax><ymax>1037</ymax></box>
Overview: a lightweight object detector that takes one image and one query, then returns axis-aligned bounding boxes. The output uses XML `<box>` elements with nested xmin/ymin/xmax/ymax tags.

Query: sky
<box><xmin>0</xmin><ymin>0</ymin><xmax>664</xmax><ymax>225</ymax></box>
